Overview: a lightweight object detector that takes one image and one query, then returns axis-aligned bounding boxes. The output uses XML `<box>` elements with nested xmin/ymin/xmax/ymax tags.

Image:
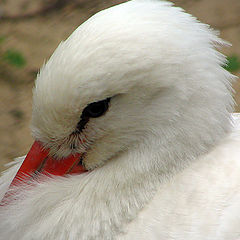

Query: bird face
<box><xmin>29</xmin><ymin>4</ymin><xmax>182</xmax><ymax>172</ymax></box>
<box><xmin>7</xmin><ymin>0</ymin><xmax>234</xmax><ymax>187</ymax></box>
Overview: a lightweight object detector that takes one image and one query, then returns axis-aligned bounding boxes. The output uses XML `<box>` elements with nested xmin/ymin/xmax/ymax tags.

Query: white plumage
<box><xmin>0</xmin><ymin>0</ymin><xmax>240</xmax><ymax>239</ymax></box>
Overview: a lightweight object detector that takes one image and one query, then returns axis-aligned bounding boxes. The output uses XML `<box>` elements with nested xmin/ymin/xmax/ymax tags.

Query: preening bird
<box><xmin>0</xmin><ymin>0</ymin><xmax>240</xmax><ymax>239</ymax></box>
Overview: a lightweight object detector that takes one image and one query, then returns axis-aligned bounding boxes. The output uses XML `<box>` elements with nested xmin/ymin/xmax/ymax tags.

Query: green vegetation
<box><xmin>224</xmin><ymin>55</ymin><xmax>240</xmax><ymax>73</ymax></box>
<box><xmin>2</xmin><ymin>49</ymin><xmax>26</xmax><ymax>68</ymax></box>
<box><xmin>0</xmin><ymin>35</ymin><xmax>26</xmax><ymax>68</ymax></box>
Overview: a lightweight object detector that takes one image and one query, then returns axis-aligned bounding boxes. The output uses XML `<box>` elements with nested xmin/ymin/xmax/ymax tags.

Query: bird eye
<box><xmin>75</xmin><ymin>98</ymin><xmax>111</xmax><ymax>133</ymax></box>
<box><xmin>82</xmin><ymin>98</ymin><xmax>111</xmax><ymax>118</ymax></box>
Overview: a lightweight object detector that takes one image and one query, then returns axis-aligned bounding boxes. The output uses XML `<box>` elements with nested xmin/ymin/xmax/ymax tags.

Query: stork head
<box><xmin>10</xmin><ymin>0</ymin><xmax>234</xmax><ymax>184</ymax></box>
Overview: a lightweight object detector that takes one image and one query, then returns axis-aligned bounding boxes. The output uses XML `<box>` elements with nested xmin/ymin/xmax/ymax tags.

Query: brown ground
<box><xmin>0</xmin><ymin>0</ymin><xmax>240</xmax><ymax>171</ymax></box>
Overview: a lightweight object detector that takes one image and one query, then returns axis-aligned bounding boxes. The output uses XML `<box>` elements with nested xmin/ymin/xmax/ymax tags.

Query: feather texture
<box><xmin>0</xmin><ymin>1</ymin><xmax>239</xmax><ymax>239</ymax></box>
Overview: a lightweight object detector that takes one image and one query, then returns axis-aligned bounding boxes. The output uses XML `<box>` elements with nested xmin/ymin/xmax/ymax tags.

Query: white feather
<box><xmin>0</xmin><ymin>0</ymin><xmax>239</xmax><ymax>239</ymax></box>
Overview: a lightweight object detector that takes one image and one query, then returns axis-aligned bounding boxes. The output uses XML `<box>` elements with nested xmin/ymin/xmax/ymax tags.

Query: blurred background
<box><xmin>0</xmin><ymin>0</ymin><xmax>240</xmax><ymax>171</ymax></box>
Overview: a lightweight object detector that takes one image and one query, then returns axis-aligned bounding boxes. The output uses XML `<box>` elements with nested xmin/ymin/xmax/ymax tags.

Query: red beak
<box><xmin>10</xmin><ymin>141</ymin><xmax>86</xmax><ymax>187</ymax></box>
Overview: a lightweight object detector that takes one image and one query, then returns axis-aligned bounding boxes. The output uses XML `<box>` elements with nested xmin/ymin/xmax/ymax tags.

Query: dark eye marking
<box><xmin>82</xmin><ymin>97</ymin><xmax>111</xmax><ymax>119</ymax></box>
<box><xmin>75</xmin><ymin>97</ymin><xmax>111</xmax><ymax>133</ymax></box>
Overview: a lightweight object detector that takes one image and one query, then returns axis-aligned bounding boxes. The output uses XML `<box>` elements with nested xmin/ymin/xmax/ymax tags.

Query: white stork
<box><xmin>0</xmin><ymin>0</ymin><xmax>240</xmax><ymax>239</ymax></box>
